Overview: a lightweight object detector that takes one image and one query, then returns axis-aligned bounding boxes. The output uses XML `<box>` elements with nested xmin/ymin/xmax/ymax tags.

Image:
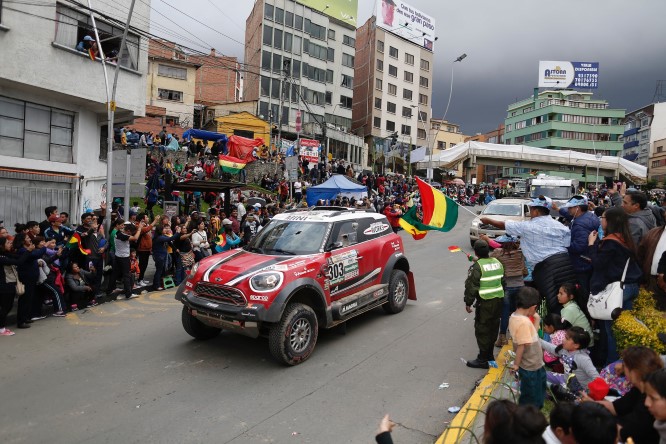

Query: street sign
<box><xmin>111</xmin><ymin>148</ymin><xmax>146</xmax><ymax>197</ymax></box>
<box><xmin>163</xmin><ymin>201</ymin><xmax>179</xmax><ymax>219</ymax></box>
<box><xmin>285</xmin><ymin>156</ymin><xmax>299</xmax><ymax>181</ymax></box>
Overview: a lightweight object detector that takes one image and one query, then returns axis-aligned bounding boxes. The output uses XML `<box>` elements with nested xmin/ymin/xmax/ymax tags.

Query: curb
<box><xmin>435</xmin><ymin>343</ymin><xmax>514</xmax><ymax>444</ymax></box>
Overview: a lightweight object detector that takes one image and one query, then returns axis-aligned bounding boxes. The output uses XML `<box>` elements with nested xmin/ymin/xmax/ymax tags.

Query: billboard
<box><xmin>299</xmin><ymin>138</ymin><xmax>321</xmax><ymax>163</ymax></box>
<box><xmin>375</xmin><ymin>0</ymin><xmax>435</xmax><ymax>51</ymax></box>
<box><xmin>538</xmin><ymin>61</ymin><xmax>599</xmax><ymax>89</ymax></box>
<box><xmin>296</xmin><ymin>0</ymin><xmax>358</xmax><ymax>26</ymax></box>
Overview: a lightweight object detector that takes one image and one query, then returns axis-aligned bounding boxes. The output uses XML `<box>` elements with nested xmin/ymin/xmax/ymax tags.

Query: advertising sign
<box><xmin>296</xmin><ymin>0</ymin><xmax>358</xmax><ymax>26</ymax></box>
<box><xmin>538</xmin><ymin>61</ymin><xmax>599</xmax><ymax>89</ymax></box>
<box><xmin>375</xmin><ymin>0</ymin><xmax>436</xmax><ymax>51</ymax></box>
<box><xmin>163</xmin><ymin>201</ymin><xmax>179</xmax><ymax>219</ymax></box>
<box><xmin>299</xmin><ymin>138</ymin><xmax>321</xmax><ymax>163</ymax></box>
<box><xmin>111</xmin><ymin>148</ymin><xmax>147</xmax><ymax>197</ymax></box>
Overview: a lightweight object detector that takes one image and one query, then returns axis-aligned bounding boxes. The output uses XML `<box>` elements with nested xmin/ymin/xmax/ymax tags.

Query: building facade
<box><xmin>650</xmin><ymin>138</ymin><xmax>666</xmax><ymax>185</ymax></box>
<box><xmin>503</xmin><ymin>90</ymin><xmax>624</xmax><ymax>181</ymax></box>
<box><xmin>352</xmin><ymin>16</ymin><xmax>434</xmax><ymax>172</ymax></box>
<box><xmin>0</xmin><ymin>0</ymin><xmax>149</xmax><ymax>229</ymax></box>
<box><xmin>621</xmin><ymin>103</ymin><xmax>666</xmax><ymax>180</ymax></box>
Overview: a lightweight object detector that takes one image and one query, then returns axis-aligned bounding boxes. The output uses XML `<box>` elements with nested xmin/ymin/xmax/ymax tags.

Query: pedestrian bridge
<box><xmin>412</xmin><ymin>141</ymin><xmax>647</xmax><ymax>183</ymax></box>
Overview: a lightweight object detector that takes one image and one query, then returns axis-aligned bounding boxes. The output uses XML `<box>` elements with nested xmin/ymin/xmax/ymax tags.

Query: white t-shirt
<box><xmin>237</xmin><ymin>202</ymin><xmax>246</xmax><ymax>218</ymax></box>
<box><xmin>651</xmin><ymin>230</ymin><xmax>666</xmax><ymax>275</ymax></box>
<box><xmin>294</xmin><ymin>181</ymin><xmax>302</xmax><ymax>193</ymax></box>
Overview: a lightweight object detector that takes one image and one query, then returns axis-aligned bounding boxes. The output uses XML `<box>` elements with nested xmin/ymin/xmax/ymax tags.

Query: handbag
<box><xmin>9</xmin><ymin>266</ymin><xmax>25</xmax><ymax>296</ymax></box>
<box><xmin>587</xmin><ymin>258</ymin><xmax>630</xmax><ymax>321</ymax></box>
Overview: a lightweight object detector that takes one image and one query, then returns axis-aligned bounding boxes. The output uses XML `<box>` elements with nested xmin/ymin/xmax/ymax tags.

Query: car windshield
<box><xmin>530</xmin><ymin>185</ymin><xmax>572</xmax><ymax>200</ymax></box>
<box><xmin>247</xmin><ymin>219</ymin><xmax>330</xmax><ymax>255</ymax></box>
<box><xmin>482</xmin><ymin>203</ymin><xmax>522</xmax><ymax>216</ymax></box>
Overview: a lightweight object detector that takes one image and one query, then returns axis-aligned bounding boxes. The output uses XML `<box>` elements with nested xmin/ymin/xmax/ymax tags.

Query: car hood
<box><xmin>474</xmin><ymin>214</ymin><xmax>526</xmax><ymax>224</ymax></box>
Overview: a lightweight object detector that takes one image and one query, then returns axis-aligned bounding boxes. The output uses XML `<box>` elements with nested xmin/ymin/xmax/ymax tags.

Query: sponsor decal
<box><xmin>373</xmin><ymin>289</ymin><xmax>385</xmax><ymax>298</ymax></box>
<box><xmin>363</xmin><ymin>222</ymin><xmax>390</xmax><ymax>235</ymax></box>
<box><xmin>288</xmin><ymin>260</ymin><xmax>307</xmax><ymax>269</ymax></box>
<box><xmin>249</xmin><ymin>294</ymin><xmax>269</xmax><ymax>302</ymax></box>
<box><xmin>215</xmin><ymin>277</ymin><xmax>223</xmax><ymax>282</ymax></box>
<box><xmin>294</xmin><ymin>268</ymin><xmax>315</xmax><ymax>277</ymax></box>
<box><xmin>206</xmin><ymin>302</ymin><xmax>219</xmax><ymax>308</ymax></box>
<box><xmin>323</xmin><ymin>280</ymin><xmax>330</xmax><ymax>291</ymax></box>
<box><xmin>285</xmin><ymin>215</ymin><xmax>309</xmax><ymax>221</ymax></box>
<box><xmin>341</xmin><ymin>301</ymin><xmax>358</xmax><ymax>314</ymax></box>
<box><xmin>185</xmin><ymin>281</ymin><xmax>193</xmax><ymax>289</ymax></box>
<box><xmin>329</xmin><ymin>250</ymin><xmax>357</xmax><ymax>264</ymax></box>
<box><xmin>390</xmin><ymin>241</ymin><xmax>401</xmax><ymax>251</ymax></box>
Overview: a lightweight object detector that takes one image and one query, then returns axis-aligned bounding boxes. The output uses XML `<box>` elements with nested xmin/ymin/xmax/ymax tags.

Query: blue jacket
<box><xmin>566</xmin><ymin>210</ymin><xmax>600</xmax><ymax>272</ymax></box>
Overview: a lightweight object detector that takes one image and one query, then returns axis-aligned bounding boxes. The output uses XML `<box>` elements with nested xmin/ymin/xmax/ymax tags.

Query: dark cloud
<box><xmin>151</xmin><ymin>0</ymin><xmax>666</xmax><ymax>135</ymax></box>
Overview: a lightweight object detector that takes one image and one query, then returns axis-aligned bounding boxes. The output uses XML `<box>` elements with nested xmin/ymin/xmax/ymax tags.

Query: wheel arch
<box><xmin>265</xmin><ymin>278</ymin><xmax>331</xmax><ymax>325</ymax></box>
<box><xmin>381</xmin><ymin>254</ymin><xmax>416</xmax><ymax>301</ymax></box>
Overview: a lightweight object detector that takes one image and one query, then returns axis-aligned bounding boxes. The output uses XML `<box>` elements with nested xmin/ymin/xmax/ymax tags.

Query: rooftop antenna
<box><xmin>653</xmin><ymin>80</ymin><xmax>666</xmax><ymax>103</ymax></box>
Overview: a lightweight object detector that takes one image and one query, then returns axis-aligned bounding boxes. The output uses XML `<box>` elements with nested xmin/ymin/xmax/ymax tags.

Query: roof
<box><xmin>274</xmin><ymin>207</ymin><xmax>384</xmax><ymax>223</ymax></box>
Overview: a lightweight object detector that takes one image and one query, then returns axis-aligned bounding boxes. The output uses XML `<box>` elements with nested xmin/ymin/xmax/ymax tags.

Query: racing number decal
<box><xmin>328</xmin><ymin>250</ymin><xmax>360</xmax><ymax>285</ymax></box>
<box><xmin>327</xmin><ymin>263</ymin><xmax>344</xmax><ymax>280</ymax></box>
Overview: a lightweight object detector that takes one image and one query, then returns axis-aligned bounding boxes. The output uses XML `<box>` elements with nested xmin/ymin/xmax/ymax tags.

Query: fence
<box><xmin>0</xmin><ymin>186</ymin><xmax>73</xmax><ymax>230</ymax></box>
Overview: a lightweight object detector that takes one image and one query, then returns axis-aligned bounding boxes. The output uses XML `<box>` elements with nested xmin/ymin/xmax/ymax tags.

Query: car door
<box><xmin>325</xmin><ymin>220</ymin><xmax>366</xmax><ymax>302</ymax></box>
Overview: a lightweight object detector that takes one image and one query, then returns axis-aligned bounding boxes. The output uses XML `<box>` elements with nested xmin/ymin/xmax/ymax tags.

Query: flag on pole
<box><xmin>218</xmin><ymin>154</ymin><xmax>248</xmax><ymax>174</ymax></box>
<box><xmin>399</xmin><ymin>177</ymin><xmax>458</xmax><ymax>240</ymax></box>
<box><xmin>66</xmin><ymin>232</ymin><xmax>91</xmax><ymax>255</ymax></box>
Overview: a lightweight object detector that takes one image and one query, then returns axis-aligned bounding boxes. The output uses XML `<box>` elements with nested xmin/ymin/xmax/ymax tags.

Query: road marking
<box><xmin>66</xmin><ymin>311</ymin><xmax>120</xmax><ymax>327</ymax></box>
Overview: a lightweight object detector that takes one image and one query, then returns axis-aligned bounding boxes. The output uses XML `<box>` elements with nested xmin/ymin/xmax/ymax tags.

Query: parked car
<box><xmin>176</xmin><ymin>207</ymin><xmax>416</xmax><ymax>365</ymax></box>
<box><xmin>469</xmin><ymin>198</ymin><xmax>531</xmax><ymax>247</ymax></box>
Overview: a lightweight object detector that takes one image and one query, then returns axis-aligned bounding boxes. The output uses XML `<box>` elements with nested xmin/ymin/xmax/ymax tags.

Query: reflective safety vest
<box><xmin>477</xmin><ymin>258</ymin><xmax>504</xmax><ymax>300</ymax></box>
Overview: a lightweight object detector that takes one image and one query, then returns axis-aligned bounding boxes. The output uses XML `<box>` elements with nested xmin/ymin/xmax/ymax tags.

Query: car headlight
<box><xmin>250</xmin><ymin>272</ymin><xmax>284</xmax><ymax>293</ymax></box>
<box><xmin>471</xmin><ymin>219</ymin><xmax>480</xmax><ymax>228</ymax></box>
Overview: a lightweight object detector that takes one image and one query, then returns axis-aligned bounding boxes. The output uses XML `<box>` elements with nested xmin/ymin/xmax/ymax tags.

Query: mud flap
<box><xmin>407</xmin><ymin>271</ymin><xmax>417</xmax><ymax>300</ymax></box>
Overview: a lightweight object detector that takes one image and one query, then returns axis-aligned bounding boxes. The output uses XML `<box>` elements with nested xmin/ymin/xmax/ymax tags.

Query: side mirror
<box><xmin>325</xmin><ymin>241</ymin><xmax>344</xmax><ymax>252</ymax></box>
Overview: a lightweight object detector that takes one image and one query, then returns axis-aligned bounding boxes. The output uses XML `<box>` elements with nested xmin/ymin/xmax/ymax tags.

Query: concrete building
<box><xmin>352</xmin><ymin>15</ymin><xmax>434</xmax><ymax>174</ymax></box>
<box><xmin>650</xmin><ymin>137</ymin><xmax>666</xmax><ymax>185</ymax></box>
<box><xmin>462</xmin><ymin>125</ymin><xmax>505</xmax><ymax>183</ymax></box>
<box><xmin>243</xmin><ymin>0</ymin><xmax>365</xmax><ymax>170</ymax></box>
<box><xmin>621</xmin><ymin>103</ymin><xmax>666</xmax><ymax>178</ymax></box>
<box><xmin>503</xmin><ymin>90</ymin><xmax>624</xmax><ymax>181</ymax></box>
<box><xmin>0</xmin><ymin>0</ymin><xmax>149</xmax><ymax>229</ymax></box>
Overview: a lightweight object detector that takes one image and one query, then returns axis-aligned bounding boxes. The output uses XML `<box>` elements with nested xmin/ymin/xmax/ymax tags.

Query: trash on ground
<box><xmin>438</xmin><ymin>382</ymin><xmax>450</xmax><ymax>389</ymax></box>
<box><xmin>460</xmin><ymin>357</ymin><xmax>468</xmax><ymax>365</ymax></box>
<box><xmin>488</xmin><ymin>361</ymin><xmax>498</xmax><ymax>368</ymax></box>
<box><xmin>448</xmin><ymin>406</ymin><xmax>461</xmax><ymax>413</ymax></box>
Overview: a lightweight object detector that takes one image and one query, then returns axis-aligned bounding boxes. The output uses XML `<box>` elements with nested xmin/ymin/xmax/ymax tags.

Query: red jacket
<box><xmin>383</xmin><ymin>206</ymin><xmax>402</xmax><ymax>228</ymax></box>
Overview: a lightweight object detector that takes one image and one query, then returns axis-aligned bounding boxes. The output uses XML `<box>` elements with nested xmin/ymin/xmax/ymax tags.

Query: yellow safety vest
<box><xmin>477</xmin><ymin>258</ymin><xmax>504</xmax><ymax>300</ymax></box>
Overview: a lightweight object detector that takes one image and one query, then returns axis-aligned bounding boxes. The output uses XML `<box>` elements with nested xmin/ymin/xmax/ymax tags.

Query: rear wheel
<box><xmin>383</xmin><ymin>270</ymin><xmax>408</xmax><ymax>314</ymax></box>
<box><xmin>181</xmin><ymin>306</ymin><xmax>221</xmax><ymax>340</ymax></box>
<box><xmin>269</xmin><ymin>303</ymin><xmax>319</xmax><ymax>366</ymax></box>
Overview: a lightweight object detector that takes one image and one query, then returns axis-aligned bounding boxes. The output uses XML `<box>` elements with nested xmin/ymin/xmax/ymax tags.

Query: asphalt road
<box><xmin>0</xmin><ymin>205</ymin><xmax>486</xmax><ymax>444</ymax></box>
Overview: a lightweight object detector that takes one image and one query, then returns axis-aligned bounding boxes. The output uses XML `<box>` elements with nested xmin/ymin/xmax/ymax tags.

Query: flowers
<box><xmin>613</xmin><ymin>289</ymin><xmax>666</xmax><ymax>354</ymax></box>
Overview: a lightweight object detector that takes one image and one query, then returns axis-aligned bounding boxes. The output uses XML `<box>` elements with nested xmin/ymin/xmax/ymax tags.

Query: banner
<box><xmin>299</xmin><ymin>138</ymin><xmax>321</xmax><ymax>163</ymax></box>
<box><xmin>376</xmin><ymin>0</ymin><xmax>435</xmax><ymax>51</ymax></box>
<box><xmin>538</xmin><ymin>61</ymin><xmax>599</xmax><ymax>89</ymax></box>
<box><xmin>296</xmin><ymin>0</ymin><xmax>358</xmax><ymax>26</ymax></box>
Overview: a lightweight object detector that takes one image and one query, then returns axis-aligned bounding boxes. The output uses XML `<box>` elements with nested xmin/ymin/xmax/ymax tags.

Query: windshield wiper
<box><xmin>245</xmin><ymin>246</ymin><xmax>264</xmax><ymax>254</ymax></box>
<box><xmin>270</xmin><ymin>248</ymin><xmax>296</xmax><ymax>255</ymax></box>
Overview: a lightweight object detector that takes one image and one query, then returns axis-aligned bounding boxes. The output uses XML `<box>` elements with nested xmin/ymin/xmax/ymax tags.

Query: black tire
<box><xmin>268</xmin><ymin>303</ymin><xmax>319</xmax><ymax>366</ymax></box>
<box><xmin>383</xmin><ymin>269</ymin><xmax>409</xmax><ymax>314</ymax></box>
<box><xmin>181</xmin><ymin>306</ymin><xmax>221</xmax><ymax>340</ymax></box>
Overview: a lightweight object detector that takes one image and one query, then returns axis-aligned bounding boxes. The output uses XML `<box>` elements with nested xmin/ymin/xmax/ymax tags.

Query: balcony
<box><xmin>623</xmin><ymin>140</ymin><xmax>639</xmax><ymax>150</ymax></box>
<box><xmin>623</xmin><ymin>127</ymin><xmax>639</xmax><ymax>137</ymax></box>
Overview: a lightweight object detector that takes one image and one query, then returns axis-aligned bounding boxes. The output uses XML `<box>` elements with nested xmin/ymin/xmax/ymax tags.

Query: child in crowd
<box><xmin>543</xmin><ymin>313</ymin><xmax>566</xmax><ymax>374</ymax></box>
<box><xmin>540</xmin><ymin>326</ymin><xmax>599</xmax><ymax>390</ymax></box>
<box><xmin>129</xmin><ymin>249</ymin><xmax>140</xmax><ymax>289</ymax></box>
<box><xmin>558</xmin><ymin>283</ymin><xmax>594</xmax><ymax>346</ymax></box>
<box><xmin>644</xmin><ymin>368</ymin><xmax>666</xmax><ymax>443</ymax></box>
<box><xmin>570</xmin><ymin>402</ymin><xmax>618</xmax><ymax>444</ymax></box>
<box><xmin>508</xmin><ymin>287</ymin><xmax>546</xmax><ymax>408</ymax></box>
<box><xmin>542</xmin><ymin>401</ymin><xmax>575</xmax><ymax>444</ymax></box>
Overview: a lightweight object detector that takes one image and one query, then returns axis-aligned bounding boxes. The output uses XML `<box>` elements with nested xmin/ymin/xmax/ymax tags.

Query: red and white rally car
<box><xmin>176</xmin><ymin>206</ymin><xmax>416</xmax><ymax>365</ymax></box>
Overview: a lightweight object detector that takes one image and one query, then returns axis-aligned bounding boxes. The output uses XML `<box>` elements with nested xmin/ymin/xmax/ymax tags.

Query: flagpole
<box><xmin>449</xmin><ymin>196</ymin><xmax>480</xmax><ymax>218</ymax></box>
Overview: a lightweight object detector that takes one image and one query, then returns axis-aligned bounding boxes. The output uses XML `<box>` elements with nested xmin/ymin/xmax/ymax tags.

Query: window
<box><xmin>326</xmin><ymin>69</ymin><xmax>333</xmax><ymax>83</ymax></box>
<box><xmin>377</xmin><ymin>40</ymin><xmax>384</xmax><ymax>52</ymax></box>
<box><xmin>388</xmin><ymin>65</ymin><xmax>397</xmax><ymax>77</ymax></box>
<box><xmin>506</xmin><ymin>123</ymin><xmax>513</xmax><ymax>132</ymax></box>
<box><xmin>515</xmin><ymin>120</ymin><xmax>526</xmax><ymax>130</ymax></box>
<box><xmin>290</xmin><ymin>83</ymin><xmax>299</xmax><ymax>102</ymax></box>
<box><xmin>55</xmin><ymin>4</ymin><xmax>140</xmax><ymax>70</ymax></box>
<box><xmin>419</xmin><ymin>93</ymin><xmax>428</xmax><ymax>105</ymax></box>
<box><xmin>274</xmin><ymin>7</ymin><xmax>284</xmax><ymax>24</ymax></box>
<box><xmin>306</xmin><ymin>41</ymin><xmax>328</xmax><ymax>60</ymax></box>
<box><xmin>328</xmin><ymin>29</ymin><xmax>335</xmax><ymax>40</ymax></box>
<box><xmin>376</xmin><ymin>78</ymin><xmax>383</xmax><ymax>91</ymax></box>
<box><xmin>260</xmin><ymin>76</ymin><xmax>270</xmax><ymax>96</ymax></box>
<box><xmin>343</xmin><ymin>35</ymin><xmax>355</xmax><ymax>47</ymax></box>
<box><xmin>164</xmin><ymin>115</ymin><xmax>179</xmax><ymax>126</ymax></box>
<box><xmin>304</xmin><ymin>89</ymin><xmax>326</xmax><ymax>105</ymax></box>
<box><xmin>386</xmin><ymin>120</ymin><xmax>395</xmax><ymax>131</ymax></box>
<box><xmin>402</xmin><ymin>106</ymin><xmax>412</xmax><ymax>118</ymax></box>
<box><xmin>389</xmin><ymin>46</ymin><xmax>398</xmax><ymax>58</ymax></box>
<box><xmin>388</xmin><ymin>83</ymin><xmax>397</xmax><ymax>95</ymax></box>
<box><xmin>271</xmin><ymin>79</ymin><xmax>281</xmax><ymax>99</ymax></box>
<box><xmin>305</xmin><ymin>19</ymin><xmax>326</xmax><ymax>40</ymax></box>
<box><xmin>515</xmin><ymin>136</ymin><xmax>525</xmax><ymax>144</ymax></box>
<box><xmin>157</xmin><ymin>64</ymin><xmax>187</xmax><ymax>79</ymax></box>
<box><xmin>261</xmin><ymin>50</ymin><xmax>271</xmax><ymax>70</ymax></box>
<box><xmin>376</xmin><ymin>59</ymin><xmax>383</xmax><ymax>71</ymax></box>
<box><xmin>438</xmin><ymin>141</ymin><xmax>446</xmax><ymax>149</ymax></box>
<box><xmin>0</xmin><ymin>97</ymin><xmax>75</xmax><ymax>162</ymax></box>
<box><xmin>420</xmin><ymin>59</ymin><xmax>429</xmax><ymax>70</ymax></box>
<box><xmin>402</xmin><ymin>89</ymin><xmax>413</xmax><ymax>101</ymax></box>
<box><xmin>285</xmin><ymin>11</ymin><xmax>294</xmax><ymax>27</ymax></box>
<box><xmin>658</xmin><ymin>146</ymin><xmax>664</xmax><ymax>154</ymax></box>
<box><xmin>305</xmin><ymin>64</ymin><xmax>327</xmax><ymax>82</ymax></box>
<box><xmin>653</xmin><ymin>160</ymin><xmax>660</xmax><ymax>168</ymax></box>
<box><xmin>341</xmin><ymin>74</ymin><xmax>353</xmax><ymax>88</ymax></box>
<box><xmin>373</xmin><ymin>117</ymin><xmax>381</xmax><ymax>128</ymax></box>
<box><xmin>342</xmin><ymin>53</ymin><xmax>354</xmax><ymax>68</ymax></box>
<box><xmin>401</xmin><ymin>124</ymin><xmax>411</xmax><ymax>136</ymax></box>
<box><xmin>284</xmin><ymin>32</ymin><xmax>293</xmax><ymax>52</ymax></box>
<box><xmin>419</xmin><ymin>76</ymin><xmax>429</xmax><ymax>88</ymax></box>
<box><xmin>158</xmin><ymin>88</ymin><xmax>182</xmax><ymax>102</ymax></box>
<box><xmin>327</xmin><ymin>47</ymin><xmax>335</xmax><ymax>62</ymax></box>
<box><xmin>294</xmin><ymin>14</ymin><xmax>303</xmax><ymax>30</ymax></box>
<box><xmin>264</xmin><ymin>3</ymin><xmax>274</xmax><ymax>20</ymax></box>
<box><xmin>292</xmin><ymin>60</ymin><xmax>301</xmax><ymax>78</ymax></box>
<box><xmin>293</xmin><ymin>35</ymin><xmax>302</xmax><ymax>55</ymax></box>
<box><xmin>417</xmin><ymin>128</ymin><xmax>426</xmax><ymax>139</ymax></box>
<box><xmin>340</xmin><ymin>95</ymin><xmax>353</xmax><ymax>108</ymax></box>
<box><xmin>374</xmin><ymin>98</ymin><xmax>382</xmax><ymax>109</ymax></box>
<box><xmin>272</xmin><ymin>53</ymin><xmax>282</xmax><ymax>73</ymax></box>
<box><xmin>325</xmin><ymin>91</ymin><xmax>332</xmax><ymax>105</ymax></box>
<box><xmin>263</xmin><ymin>25</ymin><xmax>273</xmax><ymax>45</ymax></box>
<box><xmin>419</xmin><ymin>111</ymin><xmax>427</xmax><ymax>121</ymax></box>
<box><xmin>405</xmin><ymin>53</ymin><xmax>414</xmax><ymax>65</ymax></box>
<box><xmin>387</xmin><ymin>102</ymin><xmax>396</xmax><ymax>114</ymax></box>
<box><xmin>274</xmin><ymin>28</ymin><xmax>283</xmax><ymax>49</ymax></box>
<box><xmin>404</xmin><ymin>71</ymin><xmax>413</xmax><ymax>83</ymax></box>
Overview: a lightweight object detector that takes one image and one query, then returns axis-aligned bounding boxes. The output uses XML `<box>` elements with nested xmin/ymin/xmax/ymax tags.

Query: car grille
<box><xmin>195</xmin><ymin>283</ymin><xmax>247</xmax><ymax>307</ymax></box>
<box><xmin>479</xmin><ymin>224</ymin><xmax>502</xmax><ymax>230</ymax></box>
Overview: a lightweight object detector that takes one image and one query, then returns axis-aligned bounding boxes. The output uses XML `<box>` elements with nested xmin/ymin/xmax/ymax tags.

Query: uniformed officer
<box><xmin>464</xmin><ymin>240</ymin><xmax>506</xmax><ymax>369</ymax></box>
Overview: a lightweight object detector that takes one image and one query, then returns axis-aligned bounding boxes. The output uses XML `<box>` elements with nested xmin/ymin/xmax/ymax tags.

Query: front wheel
<box><xmin>383</xmin><ymin>270</ymin><xmax>408</xmax><ymax>314</ymax></box>
<box><xmin>269</xmin><ymin>303</ymin><xmax>319</xmax><ymax>366</ymax></box>
<box><xmin>181</xmin><ymin>306</ymin><xmax>221</xmax><ymax>340</ymax></box>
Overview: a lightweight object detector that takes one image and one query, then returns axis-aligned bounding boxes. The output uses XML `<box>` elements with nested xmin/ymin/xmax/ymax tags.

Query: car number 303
<box><xmin>327</xmin><ymin>263</ymin><xmax>344</xmax><ymax>279</ymax></box>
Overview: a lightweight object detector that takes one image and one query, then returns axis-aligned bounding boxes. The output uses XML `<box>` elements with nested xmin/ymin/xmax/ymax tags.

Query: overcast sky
<box><xmin>150</xmin><ymin>0</ymin><xmax>666</xmax><ymax>135</ymax></box>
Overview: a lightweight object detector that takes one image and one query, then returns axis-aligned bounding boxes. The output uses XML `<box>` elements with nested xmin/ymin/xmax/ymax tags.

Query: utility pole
<box><xmin>277</xmin><ymin>60</ymin><xmax>290</xmax><ymax>158</ymax></box>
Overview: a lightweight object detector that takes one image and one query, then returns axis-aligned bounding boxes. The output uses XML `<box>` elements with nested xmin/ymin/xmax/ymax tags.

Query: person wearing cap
<box><xmin>76</xmin><ymin>35</ymin><xmax>95</xmax><ymax>53</ymax></box>
<box><xmin>464</xmin><ymin>239</ymin><xmax>506</xmax><ymax>369</ymax></box>
<box><xmin>106</xmin><ymin>220</ymin><xmax>143</xmax><ymax>300</ymax></box>
<box><xmin>215</xmin><ymin>219</ymin><xmax>241</xmax><ymax>253</ymax></box>
<box><xmin>555</xmin><ymin>195</ymin><xmax>600</xmax><ymax>304</ymax></box>
<box><xmin>480</xmin><ymin>195</ymin><xmax>573</xmax><ymax>314</ymax></box>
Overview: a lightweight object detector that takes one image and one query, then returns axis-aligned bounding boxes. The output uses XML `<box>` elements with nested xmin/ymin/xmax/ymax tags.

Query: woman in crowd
<box><xmin>191</xmin><ymin>220</ymin><xmax>211</xmax><ymax>262</ymax></box>
<box><xmin>65</xmin><ymin>262</ymin><xmax>97</xmax><ymax>310</ymax></box>
<box><xmin>13</xmin><ymin>233</ymin><xmax>46</xmax><ymax>328</ymax></box>
<box><xmin>0</xmin><ymin>237</ymin><xmax>28</xmax><ymax>335</ymax></box>
<box><xmin>588</xmin><ymin>206</ymin><xmax>643</xmax><ymax>363</ymax></box>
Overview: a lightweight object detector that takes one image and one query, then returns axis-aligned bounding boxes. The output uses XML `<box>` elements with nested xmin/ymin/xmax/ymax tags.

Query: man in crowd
<box><xmin>622</xmin><ymin>190</ymin><xmax>656</xmax><ymax>245</ymax></box>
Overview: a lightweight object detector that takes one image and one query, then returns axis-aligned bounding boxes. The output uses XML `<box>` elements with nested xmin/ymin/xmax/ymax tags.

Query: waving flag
<box><xmin>399</xmin><ymin>177</ymin><xmax>458</xmax><ymax>240</ymax></box>
<box><xmin>66</xmin><ymin>232</ymin><xmax>91</xmax><ymax>255</ymax></box>
<box><xmin>218</xmin><ymin>154</ymin><xmax>248</xmax><ymax>174</ymax></box>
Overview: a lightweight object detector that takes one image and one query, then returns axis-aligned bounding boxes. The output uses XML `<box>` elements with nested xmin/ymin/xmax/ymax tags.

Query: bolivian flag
<box><xmin>66</xmin><ymin>232</ymin><xmax>92</xmax><ymax>255</ymax></box>
<box><xmin>399</xmin><ymin>177</ymin><xmax>458</xmax><ymax>240</ymax></box>
<box><xmin>219</xmin><ymin>154</ymin><xmax>247</xmax><ymax>174</ymax></box>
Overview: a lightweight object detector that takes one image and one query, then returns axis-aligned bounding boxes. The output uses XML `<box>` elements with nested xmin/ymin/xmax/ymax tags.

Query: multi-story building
<box><xmin>621</xmin><ymin>103</ymin><xmax>666</xmax><ymax>178</ymax></box>
<box><xmin>0</xmin><ymin>0</ymin><xmax>149</xmax><ymax>229</ymax></box>
<box><xmin>503</xmin><ymin>90</ymin><xmax>624</xmax><ymax>181</ymax></box>
<box><xmin>650</xmin><ymin>137</ymin><xmax>666</xmax><ymax>185</ymax></box>
<box><xmin>352</xmin><ymin>12</ymin><xmax>434</xmax><ymax>173</ymax></box>
<box><xmin>465</xmin><ymin>124</ymin><xmax>505</xmax><ymax>183</ymax></box>
<box><xmin>243</xmin><ymin>0</ymin><xmax>365</xmax><ymax>169</ymax></box>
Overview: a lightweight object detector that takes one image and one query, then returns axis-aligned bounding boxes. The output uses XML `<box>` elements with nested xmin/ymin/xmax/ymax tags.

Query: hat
<box><xmin>253</xmin><ymin>203</ymin><xmax>262</xmax><ymax>208</ymax></box>
<box><xmin>563</xmin><ymin>195</ymin><xmax>588</xmax><ymax>208</ymax></box>
<box><xmin>495</xmin><ymin>235</ymin><xmax>518</xmax><ymax>243</ymax></box>
<box><xmin>528</xmin><ymin>195</ymin><xmax>552</xmax><ymax>210</ymax></box>
<box><xmin>83</xmin><ymin>35</ymin><xmax>94</xmax><ymax>41</ymax></box>
<box><xmin>473</xmin><ymin>239</ymin><xmax>490</xmax><ymax>256</ymax></box>
<box><xmin>587</xmin><ymin>377</ymin><xmax>610</xmax><ymax>401</ymax></box>
<box><xmin>222</xmin><ymin>218</ymin><xmax>232</xmax><ymax>226</ymax></box>
<box><xmin>123</xmin><ymin>221</ymin><xmax>133</xmax><ymax>225</ymax></box>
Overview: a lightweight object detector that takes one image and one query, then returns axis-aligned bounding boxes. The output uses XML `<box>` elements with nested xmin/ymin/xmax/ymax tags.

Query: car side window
<box><xmin>524</xmin><ymin>205</ymin><xmax>530</xmax><ymax>216</ymax></box>
<box><xmin>332</xmin><ymin>221</ymin><xmax>358</xmax><ymax>248</ymax></box>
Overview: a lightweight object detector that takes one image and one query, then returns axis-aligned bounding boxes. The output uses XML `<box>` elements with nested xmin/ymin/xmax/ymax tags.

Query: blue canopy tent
<box><xmin>182</xmin><ymin>129</ymin><xmax>228</xmax><ymax>143</ymax></box>
<box><xmin>306</xmin><ymin>175</ymin><xmax>368</xmax><ymax>206</ymax></box>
